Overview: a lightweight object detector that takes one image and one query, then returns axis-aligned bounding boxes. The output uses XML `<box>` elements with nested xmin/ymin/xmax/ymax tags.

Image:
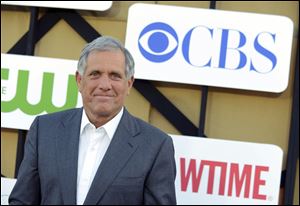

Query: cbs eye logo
<box><xmin>138</xmin><ymin>22</ymin><xmax>178</xmax><ymax>63</ymax></box>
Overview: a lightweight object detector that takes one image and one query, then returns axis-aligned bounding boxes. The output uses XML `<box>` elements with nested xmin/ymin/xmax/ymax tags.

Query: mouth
<box><xmin>93</xmin><ymin>94</ymin><xmax>114</xmax><ymax>101</ymax></box>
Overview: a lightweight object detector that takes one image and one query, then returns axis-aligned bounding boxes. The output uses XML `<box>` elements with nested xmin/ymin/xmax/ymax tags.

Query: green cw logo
<box><xmin>1</xmin><ymin>68</ymin><xmax>79</xmax><ymax>115</ymax></box>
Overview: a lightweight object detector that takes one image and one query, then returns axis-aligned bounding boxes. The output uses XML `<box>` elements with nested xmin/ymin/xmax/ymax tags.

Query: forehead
<box><xmin>87</xmin><ymin>49</ymin><xmax>125</xmax><ymax>61</ymax></box>
<box><xmin>86</xmin><ymin>50</ymin><xmax>125</xmax><ymax>69</ymax></box>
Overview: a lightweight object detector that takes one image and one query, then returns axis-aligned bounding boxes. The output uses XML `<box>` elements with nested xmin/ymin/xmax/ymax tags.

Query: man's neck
<box><xmin>84</xmin><ymin>108</ymin><xmax>122</xmax><ymax>128</ymax></box>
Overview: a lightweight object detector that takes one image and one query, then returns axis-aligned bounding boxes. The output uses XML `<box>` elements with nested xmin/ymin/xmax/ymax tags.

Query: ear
<box><xmin>127</xmin><ymin>76</ymin><xmax>134</xmax><ymax>95</ymax></box>
<box><xmin>76</xmin><ymin>71</ymin><xmax>83</xmax><ymax>92</ymax></box>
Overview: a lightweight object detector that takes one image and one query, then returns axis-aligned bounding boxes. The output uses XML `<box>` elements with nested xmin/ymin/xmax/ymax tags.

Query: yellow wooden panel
<box><xmin>1</xmin><ymin>129</ymin><xmax>18</xmax><ymax>178</ymax></box>
<box><xmin>78</xmin><ymin>1</ymin><xmax>156</xmax><ymax>22</ymax></box>
<box><xmin>1</xmin><ymin>10</ymin><xmax>30</xmax><ymax>53</ymax></box>
<box><xmin>83</xmin><ymin>18</ymin><xmax>127</xmax><ymax>42</ymax></box>
<box><xmin>154</xmin><ymin>82</ymin><xmax>201</xmax><ymax>127</ymax></box>
<box><xmin>125</xmin><ymin>87</ymin><xmax>151</xmax><ymax>122</ymax></box>
<box><xmin>149</xmin><ymin>107</ymin><xmax>180</xmax><ymax>135</ymax></box>
<box><xmin>217</xmin><ymin>1</ymin><xmax>299</xmax><ymax>31</ymax></box>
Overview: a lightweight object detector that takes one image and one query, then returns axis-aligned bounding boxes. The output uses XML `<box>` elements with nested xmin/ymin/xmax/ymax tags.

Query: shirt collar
<box><xmin>80</xmin><ymin>107</ymin><xmax>124</xmax><ymax>140</ymax></box>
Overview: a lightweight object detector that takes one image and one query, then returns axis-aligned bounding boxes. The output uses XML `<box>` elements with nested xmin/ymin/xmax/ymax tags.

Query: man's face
<box><xmin>76</xmin><ymin>50</ymin><xmax>134</xmax><ymax>123</ymax></box>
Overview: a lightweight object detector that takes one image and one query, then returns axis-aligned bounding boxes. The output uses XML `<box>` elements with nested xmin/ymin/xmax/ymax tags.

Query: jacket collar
<box><xmin>56</xmin><ymin>108</ymin><xmax>140</xmax><ymax>205</ymax></box>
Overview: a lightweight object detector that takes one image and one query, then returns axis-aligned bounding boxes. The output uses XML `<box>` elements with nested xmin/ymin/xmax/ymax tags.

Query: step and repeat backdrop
<box><xmin>1</xmin><ymin>2</ymin><xmax>294</xmax><ymax>205</ymax></box>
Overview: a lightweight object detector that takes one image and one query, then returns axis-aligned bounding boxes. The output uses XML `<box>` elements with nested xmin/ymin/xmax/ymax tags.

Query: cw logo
<box><xmin>1</xmin><ymin>68</ymin><xmax>78</xmax><ymax>115</ymax></box>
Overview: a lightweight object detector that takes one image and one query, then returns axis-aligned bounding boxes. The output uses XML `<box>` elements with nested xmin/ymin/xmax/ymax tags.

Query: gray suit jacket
<box><xmin>9</xmin><ymin>108</ymin><xmax>177</xmax><ymax>205</ymax></box>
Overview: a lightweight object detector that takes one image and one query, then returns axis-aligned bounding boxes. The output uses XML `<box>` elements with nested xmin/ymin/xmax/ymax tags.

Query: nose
<box><xmin>97</xmin><ymin>75</ymin><xmax>112</xmax><ymax>91</ymax></box>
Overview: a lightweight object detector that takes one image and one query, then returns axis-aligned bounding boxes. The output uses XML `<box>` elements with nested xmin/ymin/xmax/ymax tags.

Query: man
<box><xmin>9</xmin><ymin>36</ymin><xmax>177</xmax><ymax>205</ymax></box>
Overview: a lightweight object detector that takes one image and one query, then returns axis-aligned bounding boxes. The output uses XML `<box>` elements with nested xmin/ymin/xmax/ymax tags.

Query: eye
<box><xmin>138</xmin><ymin>22</ymin><xmax>178</xmax><ymax>63</ymax></box>
<box><xmin>110</xmin><ymin>72</ymin><xmax>122</xmax><ymax>80</ymax></box>
<box><xmin>89</xmin><ymin>71</ymin><xmax>100</xmax><ymax>79</ymax></box>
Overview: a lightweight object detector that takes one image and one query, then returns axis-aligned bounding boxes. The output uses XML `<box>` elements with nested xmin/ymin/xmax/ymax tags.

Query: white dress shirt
<box><xmin>76</xmin><ymin>107</ymin><xmax>124</xmax><ymax>205</ymax></box>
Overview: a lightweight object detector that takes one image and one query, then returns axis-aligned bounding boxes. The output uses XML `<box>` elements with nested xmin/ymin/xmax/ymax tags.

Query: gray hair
<box><xmin>77</xmin><ymin>36</ymin><xmax>135</xmax><ymax>79</ymax></box>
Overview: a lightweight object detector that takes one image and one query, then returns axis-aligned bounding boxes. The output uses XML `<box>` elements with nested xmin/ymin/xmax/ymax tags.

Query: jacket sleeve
<box><xmin>9</xmin><ymin>117</ymin><xmax>41</xmax><ymax>205</ymax></box>
<box><xmin>144</xmin><ymin>136</ymin><xmax>177</xmax><ymax>205</ymax></box>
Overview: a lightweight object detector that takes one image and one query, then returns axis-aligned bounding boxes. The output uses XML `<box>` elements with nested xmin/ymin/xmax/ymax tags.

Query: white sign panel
<box><xmin>1</xmin><ymin>53</ymin><xmax>82</xmax><ymax>130</ymax></box>
<box><xmin>171</xmin><ymin>135</ymin><xmax>283</xmax><ymax>205</ymax></box>
<box><xmin>1</xmin><ymin>1</ymin><xmax>112</xmax><ymax>11</ymax></box>
<box><xmin>1</xmin><ymin>178</ymin><xmax>17</xmax><ymax>205</ymax></box>
<box><xmin>125</xmin><ymin>3</ymin><xmax>294</xmax><ymax>92</ymax></box>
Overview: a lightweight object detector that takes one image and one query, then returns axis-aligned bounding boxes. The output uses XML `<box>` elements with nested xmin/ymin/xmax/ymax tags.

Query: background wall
<box><xmin>1</xmin><ymin>1</ymin><xmax>298</xmax><ymax>204</ymax></box>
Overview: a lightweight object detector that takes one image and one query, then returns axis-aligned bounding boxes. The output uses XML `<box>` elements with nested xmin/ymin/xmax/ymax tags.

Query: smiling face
<box><xmin>76</xmin><ymin>50</ymin><xmax>134</xmax><ymax>127</ymax></box>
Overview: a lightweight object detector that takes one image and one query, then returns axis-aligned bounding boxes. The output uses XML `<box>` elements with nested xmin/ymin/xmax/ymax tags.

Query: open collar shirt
<box><xmin>76</xmin><ymin>107</ymin><xmax>124</xmax><ymax>205</ymax></box>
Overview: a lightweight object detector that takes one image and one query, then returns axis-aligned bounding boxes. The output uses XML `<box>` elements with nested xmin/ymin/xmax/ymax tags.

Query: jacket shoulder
<box><xmin>37</xmin><ymin>108</ymin><xmax>82</xmax><ymax>122</ymax></box>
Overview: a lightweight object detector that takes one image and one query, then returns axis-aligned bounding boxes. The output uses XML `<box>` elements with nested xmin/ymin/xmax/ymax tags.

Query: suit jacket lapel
<box><xmin>56</xmin><ymin>108</ymin><xmax>82</xmax><ymax>205</ymax></box>
<box><xmin>84</xmin><ymin>109</ymin><xmax>140</xmax><ymax>205</ymax></box>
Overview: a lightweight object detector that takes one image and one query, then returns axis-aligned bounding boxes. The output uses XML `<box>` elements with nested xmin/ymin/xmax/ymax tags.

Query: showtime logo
<box><xmin>180</xmin><ymin>158</ymin><xmax>269</xmax><ymax>200</ymax></box>
<box><xmin>170</xmin><ymin>135</ymin><xmax>283</xmax><ymax>205</ymax></box>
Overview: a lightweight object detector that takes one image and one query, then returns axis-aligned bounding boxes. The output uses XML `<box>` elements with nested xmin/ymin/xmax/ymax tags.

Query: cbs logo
<box><xmin>138</xmin><ymin>22</ymin><xmax>277</xmax><ymax>73</ymax></box>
